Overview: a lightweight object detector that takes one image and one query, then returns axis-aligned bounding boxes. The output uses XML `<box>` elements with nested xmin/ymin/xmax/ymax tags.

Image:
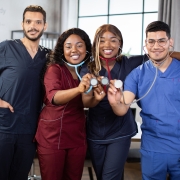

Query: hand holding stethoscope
<box><xmin>91</xmin><ymin>76</ymin><xmax>107</xmax><ymax>101</ymax></box>
<box><xmin>108</xmin><ymin>79</ymin><xmax>124</xmax><ymax>105</ymax></box>
<box><xmin>79</xmin><ymin>73</ymin><xmax>93</xmax><ymax>93</ymax></box>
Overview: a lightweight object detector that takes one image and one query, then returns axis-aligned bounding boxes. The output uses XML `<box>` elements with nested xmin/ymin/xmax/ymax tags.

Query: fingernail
<box><xmin>99</xmin><ymin>91</ymin><xmax>103</xmax><ymax>95</ymax></box>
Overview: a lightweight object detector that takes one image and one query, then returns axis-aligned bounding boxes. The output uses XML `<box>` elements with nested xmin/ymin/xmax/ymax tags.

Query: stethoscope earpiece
<box><xmin>101</xmin><ymin>77</ymin><xmax>109</xmax><ymax>85</ymax></box>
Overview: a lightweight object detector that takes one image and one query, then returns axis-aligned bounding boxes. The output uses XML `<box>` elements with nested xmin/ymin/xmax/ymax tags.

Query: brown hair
<box><xmin>23</xmin><ymin>5</ymin><xmax>46</xmax><ymax>23</ymax></box>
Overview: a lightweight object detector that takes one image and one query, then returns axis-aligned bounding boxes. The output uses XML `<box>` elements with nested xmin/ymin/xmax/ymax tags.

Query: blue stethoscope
<box><xmin>61</xmin><ymin>53</ymin><xmax>93</xmax><ymax>93</ymax></box>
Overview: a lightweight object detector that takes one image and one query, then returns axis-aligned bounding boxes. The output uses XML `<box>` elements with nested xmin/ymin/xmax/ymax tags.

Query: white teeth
<box><xmin>104</xmin><ymin>50</ymin><xmax>112</xmax><ymax>53</ymax></box>
<box><xmin>71</xmin><ymin>55</ymin><xmax>79</xmax><ymax>60</ymax></box>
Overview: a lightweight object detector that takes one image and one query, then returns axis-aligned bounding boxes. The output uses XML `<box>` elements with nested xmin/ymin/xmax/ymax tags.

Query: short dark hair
<box><xmin>23</xmin><ymin>5</ymin><xmax>46</xmax><ymax>23</ymax></box>
<box><xmin>146</xmin><ymin>21</ymin><xmax>170</xmax><ymax>38</ymax></box>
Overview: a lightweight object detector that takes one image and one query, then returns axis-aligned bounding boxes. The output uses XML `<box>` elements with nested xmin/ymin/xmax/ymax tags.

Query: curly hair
<box><xmin>88</xmin><ymin>24</ymin><xmax>123</xmax><ymax>76</ymax></box>
<box><xmin>46</xmin><ymin>28</ymin><xmax>92</xmax><ymax>68</ymax></box>
<box><xmin>40</xmin><ymin>28</ymin><xmax>92</xmax><ymax>97</ymax></box>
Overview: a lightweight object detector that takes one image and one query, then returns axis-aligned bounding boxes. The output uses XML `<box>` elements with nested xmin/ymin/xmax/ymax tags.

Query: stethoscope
<box><xmin>119</xmin><ymin>45</ymin><xmax>174</xmax><ymax>106</ymax></box>
<box><xmin>89</xmin><ymin>48</ymin><xmax>123</xmax><ymax>88</ymax></box>
<box><xmin>61</xmin><ymin>52</ymin><xmax>93</xmax><ymax>93</ymax></box>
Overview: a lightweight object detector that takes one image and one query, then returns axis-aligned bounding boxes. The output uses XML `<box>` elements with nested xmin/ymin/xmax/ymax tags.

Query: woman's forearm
<box><xmin>170</xmin><ymin>51</ymin><xmax>180</xmax><ymax>60</ymax></box>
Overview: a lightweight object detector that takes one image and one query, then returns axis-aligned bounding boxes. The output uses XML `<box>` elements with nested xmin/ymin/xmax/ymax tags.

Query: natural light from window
<box><xmin>78</xmin><ymin>0</ymin><xmax>158</xmax><ymax>55</ymax></box>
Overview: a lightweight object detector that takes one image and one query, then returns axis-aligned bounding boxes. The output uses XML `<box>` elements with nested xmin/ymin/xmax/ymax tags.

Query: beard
<box><xmin>150</xmin><ymin>52</ymin><xmax>169</xmax><ymax>62</ymax></box>
<box><xmin>23</xmin><ymin>28</ymin><xmax>44</xmax><ymax>41</ymax></box>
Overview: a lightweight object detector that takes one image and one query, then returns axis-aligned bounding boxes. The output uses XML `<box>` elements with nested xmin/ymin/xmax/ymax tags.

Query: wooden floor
<box><xmin>30</xmin><ymin>142</ymin><xmax>142</xmax><ymax>180</ymax></box>
<box><xmin>31</xmin><ymin>158</ymin><xmax>141</xmax><ymax>180</ymax></box>
<box><xmin>30</xmin><ymin>141</ymin><xmax>170</xmax><ymax>180</ymax></box>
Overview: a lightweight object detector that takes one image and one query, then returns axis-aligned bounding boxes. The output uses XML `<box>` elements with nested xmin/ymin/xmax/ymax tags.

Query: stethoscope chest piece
<box><xmin>90</xmin><ymin>78</ymin><xmax>98</xmax><ymax>86</ymax></box>
<box><xmin>101</xmin><ymin>77</ymin><xmax>109</xmax><ymax>85</ymax></box>
<box><xmin>114</xmin><ymin>80</ymin><xmax>123</xmax><ymax>89</ymax></box>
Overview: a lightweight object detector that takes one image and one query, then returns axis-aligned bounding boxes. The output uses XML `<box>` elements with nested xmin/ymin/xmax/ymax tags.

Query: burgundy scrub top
<box><xmin>35</xmin><ymin>64</ymin><xmax>86</xmax><ymax>150</ymax></box>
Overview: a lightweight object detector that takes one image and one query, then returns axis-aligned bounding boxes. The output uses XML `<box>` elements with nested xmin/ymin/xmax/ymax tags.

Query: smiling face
<box><xmin>99</xmin><ymin>31</ymin><xmax>121</xmax><ymax>58</ymax></box>
<box><xmin>63</xmin><ymin>34</ymin><xmax>87</xmax><ymax>64</ymax></box>
<box><xmin>145</xmin><ymin>31</ymin><xmax>173</xmax><ymax>62</ymax></box>
<box><xmin>22</xmin><ymin>11</ymin><xmax>47</xmax><ymax>41</ymax></box>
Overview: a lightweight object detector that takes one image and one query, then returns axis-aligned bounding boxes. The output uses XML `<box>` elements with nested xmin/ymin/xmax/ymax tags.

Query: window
<box><xmin>78</xmin><ymin>0</ymin><xmax>158</xmax><ymax>55</ymax></box>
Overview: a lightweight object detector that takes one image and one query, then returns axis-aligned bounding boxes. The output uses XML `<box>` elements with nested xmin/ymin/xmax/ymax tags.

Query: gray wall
<box><xmin>60</xmin><ymin>0</ymin><xmax>78</xmax><ymax>33</ymax></box>
<box><xmin>0</xmin><ymin>0</ymin><xmax>61</xmax><ymax>42</ymax></box>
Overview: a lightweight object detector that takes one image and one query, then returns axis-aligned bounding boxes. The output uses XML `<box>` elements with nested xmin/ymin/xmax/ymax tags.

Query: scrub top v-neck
<box><xmin>0</xmin><ymin>39</ymin><xmax>48</xmax><ymax>134</ymax></box>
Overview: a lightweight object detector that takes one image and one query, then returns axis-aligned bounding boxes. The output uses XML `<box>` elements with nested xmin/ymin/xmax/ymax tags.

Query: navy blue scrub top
<box><xmin>80</xmin><ymin>55</ymin><xmax>148</xmax><ymax>143</ymax></box>
<box><xmin>0</xmin><ymin>39</ymin><xmax>48</xmax><ymax>134</ymax></box>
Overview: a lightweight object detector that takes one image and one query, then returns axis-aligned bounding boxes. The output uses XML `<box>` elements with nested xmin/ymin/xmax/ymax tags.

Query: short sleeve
<box><xmin>124</xmin><ymin>68</ymin><xmax>139</xmax><ymax>96</ymax></box>
<box><xmin>44</xmin><ymin>64</ymin><xmax>63</xmax><ymax>103</ymax></box>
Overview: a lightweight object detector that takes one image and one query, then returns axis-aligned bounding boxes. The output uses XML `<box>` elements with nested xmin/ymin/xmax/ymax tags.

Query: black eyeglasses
<box><xmin>146</xmin><ymin>38</ymin><xmax>169</xmax><ymax>47</ymax></box>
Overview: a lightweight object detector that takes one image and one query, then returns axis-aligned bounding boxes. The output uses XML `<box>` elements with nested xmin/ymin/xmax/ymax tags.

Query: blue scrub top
<box><xmin>80</xmin><ymin>55</ymin><xmax>148</xmax><ymax>144</ymax></box>
<box><xmin>124</xmin><ymin>59</ymin><xmax>180</xmax><ymax>154</ymax></box>
<box><xmin>0</xmin><ymin>39</ymin><xmax>48</xmax><ymax>134</ymax></box>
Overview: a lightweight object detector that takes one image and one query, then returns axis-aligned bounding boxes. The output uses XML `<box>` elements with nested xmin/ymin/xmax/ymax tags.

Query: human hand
<box><xmin>107</xmin><ymin>79</ymin><xmax>123</xmax><ymax>105</ymax></box>
<box><xmin>78</xmin><ymin>73</ymin><xmax>93</xmax><ymax>93</ymax></box>
<box><xmin>93</xmin><ymin>83</ymin><xmax>106</xmax><ymax>101</ymax></box>
<box><xmin>0</xmin><ymin>99</ymin><xmax>14</xmax><ymax>113</ymax></box>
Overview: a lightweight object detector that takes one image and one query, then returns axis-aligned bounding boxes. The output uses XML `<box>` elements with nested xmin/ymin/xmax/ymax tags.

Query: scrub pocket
<box><xmin>0</xmin><ymin>107</ymin><xmax>14</xmax><ymax>128</ymax></box>
<box><xmin>140</xmin><ymin>149</ymin><xmax>154</xmax><ymax>177</ymax></box>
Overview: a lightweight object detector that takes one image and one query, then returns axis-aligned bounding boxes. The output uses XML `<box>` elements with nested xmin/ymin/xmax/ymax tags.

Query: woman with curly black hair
<box><xmin>35</xmin><ymin>28</ymin><xmax>92</xmax><ymax>180</ymax></box>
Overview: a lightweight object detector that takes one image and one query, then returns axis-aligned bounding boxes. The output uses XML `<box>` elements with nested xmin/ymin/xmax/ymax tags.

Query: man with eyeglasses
<box><xmin>0</xmin><ymin>5</ymin><xmax>48</xmax><ymax>180</ymax></box>
<box><xmin>108</xmin><ymin>21</ymin><xmax>180</xmax><ymax>179</ymax></box>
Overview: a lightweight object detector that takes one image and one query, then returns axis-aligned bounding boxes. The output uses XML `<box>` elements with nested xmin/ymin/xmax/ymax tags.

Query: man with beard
<box><xmin>0</xmin><ymin>5</ymin><xmax>48</xmax><ymax>180</ymax></box>
<box><xmin>108</xmin><ymin>21</ymin><xmax>180</xmax><ymax>180</ymax></box>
